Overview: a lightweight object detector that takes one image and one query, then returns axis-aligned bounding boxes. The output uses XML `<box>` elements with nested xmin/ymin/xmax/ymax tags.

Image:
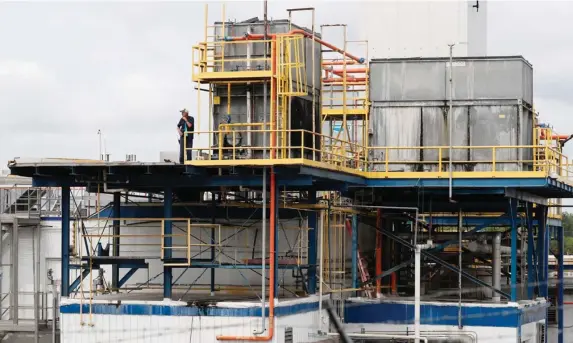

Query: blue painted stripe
<box><xmin>60</xmin><ymin>300</ymin><xmax>321</xmax><ymax>318</ymax></box>
<box><xmin>344</xmin><ymin>302</ymin><xmax>547</xmax><ymax>328</ymax></box>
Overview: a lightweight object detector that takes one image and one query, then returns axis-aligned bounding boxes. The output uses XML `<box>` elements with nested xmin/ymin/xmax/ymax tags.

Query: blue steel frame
<box><xmin>15</xmin><ymin>162</ymin><xmax>566</xmax><ymax>342</ymax></box>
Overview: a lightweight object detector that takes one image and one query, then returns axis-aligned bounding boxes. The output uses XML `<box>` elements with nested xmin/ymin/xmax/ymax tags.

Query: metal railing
<box><xmin>185</xmin><ymin>128</ymin><xmax>573</xmax><ymax>179</ymax></box>
<box><xmin>0</xmin><ymin>291</ymin><xmax>59</xmax><ymax>322</ymax></box>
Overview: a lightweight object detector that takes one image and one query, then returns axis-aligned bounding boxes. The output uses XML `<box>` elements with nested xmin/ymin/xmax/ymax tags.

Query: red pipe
<box><xmin>225</xmin><ymin>30</ymin><xmax>365</xmax><ymax>64</ymax></box>
<box><xmin>540</xmin><ymin>132</ymin><xmax>571</xmax><ymax>141</ymax></box>
<box><xmin>391</xmin><ymin>272</ymin><xmax>397</xmax><ymax>295</ymax></box>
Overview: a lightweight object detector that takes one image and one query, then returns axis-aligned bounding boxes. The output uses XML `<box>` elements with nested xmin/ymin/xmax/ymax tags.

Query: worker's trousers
<box><xmin>179</xmin><ymin>136</ymin><xmax>193</xmax><ymax>163</ymax></box>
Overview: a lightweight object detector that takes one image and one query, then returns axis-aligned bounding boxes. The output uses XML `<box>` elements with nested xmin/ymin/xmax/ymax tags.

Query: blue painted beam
<box><xmin>509</xmin><ymin>198</ymin><xmax>518</xmax><ymax>302</ymax></box>
<box><xmin>112</xmin><ymin>192</ymin><xmax>121</xmax><ymax>290</ymax></box>
<box><xmin>526</xmin><ymin>203</ymin><xmax>536</xmax><ymax>299</ymax></box>
<box><xmin>558</xmin><ymin>225</ymin><xmax>564</xmax><ymax>343</ymax></box>
<box><xmin>351</xmin><ymin>214</ymin><xmax>358</xmax><ymax>290</ymax></box>
<box><xmin>307</xmin><ymin>191</ymin><xmax>318</xmax><ymax>294</ymax></box>
<box><xmin>163</xmin><ymin>187</ymin><xmax>173</xmax><ymax>299</ymax></box>
<box><xmin>61</xmin><ymin>186</ymin><xmax>71</xmax><ymax>297</ymax></box>
<box><xmin>69</xmin><ymin>269</ymin><xmax>90</xmax><ymax>292</ymax></box>
<box><xmin>164</xmin><ymin>264</ymin><xmax>310</xmax><ymax>269</ymax></box>
<box><xmin>118</xmin><ymin>268</ymin><xmax>139</xmax><ymax>288</ymax></box>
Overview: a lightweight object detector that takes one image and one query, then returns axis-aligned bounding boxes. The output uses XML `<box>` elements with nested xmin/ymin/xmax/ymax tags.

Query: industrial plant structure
<box><xmin>4</xmin><ymin>3</ymin><xmax>572</xmax><ymax>343</ymax></box>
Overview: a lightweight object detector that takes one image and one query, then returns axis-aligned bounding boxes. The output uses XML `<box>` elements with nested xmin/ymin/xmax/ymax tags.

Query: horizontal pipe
<box><xmin>326</xmin><ymin>68</ymin><xmax>367</xmax><ymax>74</ymax></box>
<box><xmin>323</xmin><ymin>77</ymin><xmax>367</xmax><ymax>83</ymax></box>
<box><xmin>224</xmin><ymin>30</ymin><xmax>364</xmax><ymax>63</ymax></box>
<box><xmin>322</xmin><ymin>60</ymin><xmax>358</xmax><ymax>66</ymax></box>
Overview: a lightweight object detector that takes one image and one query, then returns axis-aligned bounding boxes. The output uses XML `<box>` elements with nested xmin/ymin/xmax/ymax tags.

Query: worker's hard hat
<box><xmin>180</xmin><ymin>108</ymin><xmax>189</xmax><ymax>114</ymax></box>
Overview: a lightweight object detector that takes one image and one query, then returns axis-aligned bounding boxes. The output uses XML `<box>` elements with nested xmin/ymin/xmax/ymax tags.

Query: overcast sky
<box><xmin>0</xmin><ymin>0</ymin><xmax>572</xmax><ymax>166</ymax></box>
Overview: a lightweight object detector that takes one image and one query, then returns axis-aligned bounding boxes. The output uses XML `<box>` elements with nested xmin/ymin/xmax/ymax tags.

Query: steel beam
<box><xmin>69</xmin><ymin>269</ymin><xmax>90</xmax><ymax>292</ymax></box>
<box><xmin>11</xmin><ymin>218</ymin><xmax>18</xmax><ymax>325</ymax></box>
<box><xmin>307</xmin><ymin>191</ymin><xmax>318</xmax><ymax>294</ymax></box>
<box><xmin>536</xmin><ymin>205</ymin><xmax>549</xmax><ymax>298</ymax></box>
<box><xmin>118</xmin><ymin>268</ymin><xmax>139</xmax><ymax>288</ymax></box>
<box><xmin>111</xmin><ymin>192</ymin><xmax>121</xmax><ymax>290</ymax></box>
<box><xmin>351</xmin><ymin>214</ymin><xmax>358</xmax><ymax>290</ymax></box>
<box><xmin>61</xmin><ymin>186</ymin><xmax>70</xmax><ymax>297</ymax></box>
<box><xmin>210</xmin><ymin>194</ymin><xmax>216</xmax><ymax>295</ymax></box>
<box><xmin>526</xmin><ymin>203</ymin><xmax>536</xmax><ymax>299</ymax></box>
<box><xmin>163</xmin><ymin>187</ymin><xmax>173</xmax><ymax>299</ymax></box>
<box><xmin>558</xmin><ymin>225</ymin><xmax>564</xmax><ymax>343</ymax></box>
<box><xmin>509</xmin><ymin>198</ymin><xmax>518</xmax><ymax>301</ymax></box>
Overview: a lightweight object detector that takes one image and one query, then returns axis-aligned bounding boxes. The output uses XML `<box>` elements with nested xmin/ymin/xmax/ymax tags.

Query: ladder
<box><xmin>344</xmin><ymin>218</ymin><xmax>374</xmax><ymax>298</ymax></box>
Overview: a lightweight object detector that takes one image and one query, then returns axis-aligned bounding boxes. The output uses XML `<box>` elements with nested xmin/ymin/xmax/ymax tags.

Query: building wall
<box><xmin>359</xmin><ymin>1</ymin><xmax>487</xmax><ymax>58</ymax></box>
<box><xmin>60</xmin><ymin>297</ymin><xmax>331</xmax><ymax>343</ymax></box>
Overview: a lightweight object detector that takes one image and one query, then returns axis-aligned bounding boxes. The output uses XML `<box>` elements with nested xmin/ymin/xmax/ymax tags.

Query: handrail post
<box><xmin>385</xmin><ymin>147</ymin><xmax>389</xmax><ymax>172</ymax></box>
<box><xmin>492</xmin><ymin>147</ymin><xmax>496</xmax><ymax>172</ymax></box>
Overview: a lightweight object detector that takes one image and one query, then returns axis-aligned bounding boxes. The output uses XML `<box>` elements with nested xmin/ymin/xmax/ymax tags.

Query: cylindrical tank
<box><xmin>212</xmin><ymin>19</ymin><xmax>322</xmax><ymax>160</ymax></box>
<box><xmin>368</xmin><ymin>56</ymin><xmax>534</xmax><ymax>173</ymax></box>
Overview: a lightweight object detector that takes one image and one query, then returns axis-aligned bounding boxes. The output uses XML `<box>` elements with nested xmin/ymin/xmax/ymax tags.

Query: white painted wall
<box><xmin>359</xmin><ymin>0</ymin><xmax>487</xmax><ymax>58</ymax></box>
<box><xmin>60</xmin><ymin>297</ymin><xmax>331</xmax><ymax>343</ymax></box>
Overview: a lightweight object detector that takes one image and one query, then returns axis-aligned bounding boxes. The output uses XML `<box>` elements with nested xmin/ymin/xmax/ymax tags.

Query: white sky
<box><xmin>0</xmin><ymin>0</ymin><xmax>572</xmax><ymax>165</ymax></box>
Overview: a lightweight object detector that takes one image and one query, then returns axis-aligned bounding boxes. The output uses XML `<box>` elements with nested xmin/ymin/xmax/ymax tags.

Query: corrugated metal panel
<box><xmin>369</xmin><ymin>56</ymin><xmax>533</xmax><ymax>104</ymax></box>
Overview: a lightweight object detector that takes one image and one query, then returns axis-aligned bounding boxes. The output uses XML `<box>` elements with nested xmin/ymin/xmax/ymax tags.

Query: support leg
<box><xmin>351</xmin><ymin>214</ymin><xmax>358</xmax><ymax>290</ymax></box>
<box><xmin>112</xmin><ymin>192</ymin><xmax>121</xmax><ymax>290</ymax></box>
<box><xmin>558</xmin><ymin>225</ymin><xmax>564</xmax><ymax>343</ymax></box>
<box><xmin>61</xmin><ymin>186</ymin><xmax>70</xmax><ymax>298</ymax></box>
<box><xmin>307</xmin><ymin>191</ymin><xmax>317</xmax><ymax>294</ymax></box>
<box><xmin>509</xmin><ymin>198</ymin><xmax>518</xmax><ymax>302</ymax></box>
<box><xmin>526</xmin><ymin>203</ymin><xmax>535</xmax><ymax>299</ymax></box>
<box><xmin>376</xmin><ymin>209</ymin><xmax>382</xmax><ymax>296</ymax></box>
<box><xmin>210</xmin><ymin>193</ymin><xmax>216</xmax><ymax>295</ymax></box>
<box><xmin>163</xmin><ymin>187</ymin><xmax>173</xmax><ymax>299</ymax></box>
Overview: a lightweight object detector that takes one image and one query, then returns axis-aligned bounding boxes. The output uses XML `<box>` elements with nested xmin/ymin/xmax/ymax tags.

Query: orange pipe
<box><xmin>225</xmin><ymin>30</ymin><xmax>365</xmax><ymax>64</ymax></box>
<box><xmin>328</xmin><ymin>68</ymin><xmax>367</xmax><ymax>74</ymax></box>
<box><xmin>322</xmin><ymin>60</ymin><xmax>358</xmax><ymax>66</ymax></box>
<box><xmin>217</xmin><ymin>40</ymin><xmax>278</xmax><ymax>342</ymax></box>
<box><xmin>391</xmin><ymin>272</ymin><xmax>397</xmax><ymax>295</ymax></box>
<box><xmin>540</xmin><ymin>132</ymin><xmax>571</xmax><ymax>141</ymax></box>
<box><xmin>323</xmin><ymin>77</ymin><xmax>367</xmax><ymax>83</ymax></box>
<box><xmin>376</xmin><ymin>209</ymin><xmax>382</xmax><ymax>295</ymax></box>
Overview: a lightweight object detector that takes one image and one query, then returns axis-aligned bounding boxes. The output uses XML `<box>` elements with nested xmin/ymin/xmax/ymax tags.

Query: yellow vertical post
<box><xmin>187</xmin><ymin>220</ymin><xmax>191</xmax><ymax>265</ymax></box>
<box><xmin>221</xmin><ymin>4</ymin><xmax>225</xmax><ymax>72</ymax></box>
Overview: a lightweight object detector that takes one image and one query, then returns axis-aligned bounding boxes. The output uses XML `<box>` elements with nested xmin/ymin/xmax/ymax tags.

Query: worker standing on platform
<box><xmin>177</xmin><ymin>109</ymin><xmax>194</xmax><ymax>163</ymax></box>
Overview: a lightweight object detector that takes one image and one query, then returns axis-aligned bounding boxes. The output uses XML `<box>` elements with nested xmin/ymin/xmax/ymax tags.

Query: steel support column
<box><xmin>163</xmin><ymin>187</ymin><xmax>173</xmax><ymax>299</ymax></box>
<box><xmin>351</xmin><ymin>214</ymin><xmax>358</xmax><ymax>290</ymax></box>
<box><xmin>536</xmin><ymin>205</ymin><xmax>548</xmax><ymax>298</ymax></box>
<box><xmin>526</xmin><ymin>202</ymin><xmax>536</xmax><ymax>299</ymax></box>
<box><xmin>210</xmin><ymin>193</ymin><xmax>216</xmax><ymax>295</ymax></box>
<box><xmin>307</xmin><ymin>191</ymin><xmax>318</xmax><ymax>294</ymax></box>
<box><xmin>111</xmin><ymin>192</ymin><xmax>121</xmax><ymax>290</ymax></box>
<box><xmin>558</xmin><ymin>225</ymin><xmax>564</xmax><ymax>343</ymax></box>
<box><xmin>376</xmin><ymin>209</ymin><xmax>382</xmax><ymax>296</ymax></box>
<box><xmin>61</xmin><ymin>186</ymin><xmax>70</xmax><ymax>297</ymax></box>
<box><xmin>509</xmin><ymin>198</ymin><xmax>518</xmax><ymax>301</ymax></box>
<box><xmin>273</xmin><ymin>177</ymin><xmax>279</xmax><ymax>297</ymax></box>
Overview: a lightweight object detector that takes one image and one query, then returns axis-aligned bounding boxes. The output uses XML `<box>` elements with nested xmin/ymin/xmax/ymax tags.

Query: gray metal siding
<box><xmin>369</xmin><ymin>57</ymin><xmax>533</xmax><ymax>104</ymax></box>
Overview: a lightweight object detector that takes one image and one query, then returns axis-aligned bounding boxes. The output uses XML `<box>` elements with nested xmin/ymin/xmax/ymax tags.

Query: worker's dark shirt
<box><xmin>178</xmin><ymin>116</ymin><xmax>194</xmax><ymax>140</ymax></box>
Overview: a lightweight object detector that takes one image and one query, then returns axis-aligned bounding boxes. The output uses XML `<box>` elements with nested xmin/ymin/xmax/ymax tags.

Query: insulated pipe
<box><xmin>327</xmin><ymin>333</ymin><xmax>428</xmax><ymax>343</ymax></box>
<box><xmin>225</xmin><ymin>30</ymin><xmax>365</xmax><ymax>64</ymax></box>
<box><xmin>492</xmin><ymin>233</ymin><xmax>501</xmax><ymax>302</ymax></box>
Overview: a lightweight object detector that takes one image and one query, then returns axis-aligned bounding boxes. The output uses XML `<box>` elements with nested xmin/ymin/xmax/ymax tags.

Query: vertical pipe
<box><xmin>311</xmin><ymin>8</ymin><xmax>316</xmax><ymax>161</ymax></box>
<box><xmin>536</xmin><ymin>206</ymin><xmax>546</xmax><ymax>298</ymax></box>
<box><xmin>307</xmin><ymin>191</ymin><xmax>317</xmax><ymax>294</ymax></box>
<box><xmin>558</xmin><ymin>225</ymin><xmax>564</xmax><ymax>343</ymax></box>
<box><xmin>391</xmin><ymin>272</ymin><xmax>397</xmax><ymax>295</ymax></box>
<box><xmin>273</xmin><ymin>172</ymin><xmax>279</xmax><ymax>297</ymax></box>
<box><xmin>51</xmin><ymin>281</ymin><xmax>57</xmax><ymax>343</ymax></box>
<box><xmin>492</xmin><ymin>232</ymin><xmax>501</xmax><ymax>302</ymax></box>
<box><xmin>61</xmin><ymin>186</ymin><xmax>70</xmax><ymax>298</ymax></box>
<box><xmin>448</xmin><ymin>44</ymin><xmax>454</xmax><ymax>201</ymax></box>
<box><xmin>457</xmin><ymin>209</ymin><xmax>462</xmax><ymax>328</ymax></box>
<box><xmin>210</xmin><ymin>194</ymin><xmax>216</xmax><ymax>295</ymax></box>
<box><xmin>414</xmin><ymin>246</ymin><xmax>421</xmax><ymax>343</ymax></box>
<box><xmin>163</xmin><ymin>187</ymin><xmax>173</xmax><ymax>299</ymax></box>
<box><xmin>375</xmin><ymin>209</ymin><xmax>382</xmax><ymax>297</ymax></box>
<box><xmin>33</xmin><ymin>225</ymin><xmax>39</xmax><ymax>343</ymax></box>
<box><xmin>11</xmin><ymin>217</ymin><xmax>18</xmax><ymax>325</ymax></box>
<box><xmin>510</xmin><ymin>198</ymin><xmax>518</xmax><ymax>301</ymax></box>
<box><xmin>351</xmin><ymin>214</ymin><xmax>358</xmax><ymax>290</ymax></box>
<box><xmin>261</xmin><ymin>168</ymin><xmax>267</xmax><ymax>330</ymax></box>
<box><xmin>318</xmin><ymin>209</ymin><xmax>324</xmax><ymax>332</ymax></box>
<box><xmin>526</xmin><ymin>203</ymin><xmax>535</xmax><ymax>299</ymax></box>
<box><xmin>112</xmin><ymin>192</ymin><xmax>120</xmax><ymax>290</ymax></box>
